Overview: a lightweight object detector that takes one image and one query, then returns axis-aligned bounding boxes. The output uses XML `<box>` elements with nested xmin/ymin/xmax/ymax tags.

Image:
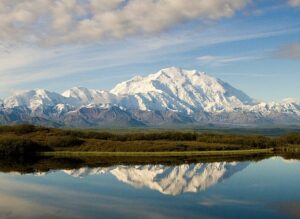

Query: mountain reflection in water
<box><xmin>63</xmin><ymin>162</ymin><xmax>249</xmax><ymax>195</ymax></box>
<box><xmin>0</xmin><ymin>157</ymin><xmax>299</xmax><ymax>219</ymax></box>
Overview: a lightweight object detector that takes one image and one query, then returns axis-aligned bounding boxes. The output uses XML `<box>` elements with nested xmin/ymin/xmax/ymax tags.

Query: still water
<box><xmin>0</xmin><ymin>157</ymin><xmax>299</xmax><ymax>219</ymax></box>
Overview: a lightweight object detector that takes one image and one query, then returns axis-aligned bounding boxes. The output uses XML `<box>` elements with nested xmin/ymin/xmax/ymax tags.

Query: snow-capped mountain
<box><xmin>62</xmin><ymin>87</ymin><xmax>117</xmax><ymax>106</ymax></box>
<box><xmin>4</xmin><ymin>89</ymin><xmax>70</xmax><ymax>110</ymax></box>
<box><xmin>1</xmin><ymin>67</ymin><xmax>300</xmax><ymax>127</ymax></box>
<box><xmin>112</xmin><ymin>67</ymin><xmax>254</xmax><ymax>113</ymax></box>
<box><xmin>250</xmin><ymin>98</ymin><xmax>300</xmax><ymax>116</ymax></box>
<box><xmin>63</xmin><ymin>162</ymin><xmax>249</xmax><ymax>195</ymax></box>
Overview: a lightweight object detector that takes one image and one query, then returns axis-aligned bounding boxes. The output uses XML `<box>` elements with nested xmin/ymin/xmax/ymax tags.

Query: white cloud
<box><xmin>0</xmin><ymin>0</ymin><xmax>251</xmax><ymax>45</ymax></box>
<box><xmin>0</xmin><ymin>44</ymin><xmax>48</xmax><ymax>72</ymax></box>
<box><xmin>275</xmin><ymin>43</ymin><xmax>300</xmax><ymax>59</ymax></box>
<box><xmin>0</xmin><ymin>23</ymin><xmax>296</xmax><ymax>98</ymax></box>
<box><xmin>197</xmin><ymin>55</ymin><xmax>260</xmax><ymax>66</ymax></box>
<box><xmin>288</xmin><ymin>0</ymin><xmax>300</xmax><ymax>7</ymax></box>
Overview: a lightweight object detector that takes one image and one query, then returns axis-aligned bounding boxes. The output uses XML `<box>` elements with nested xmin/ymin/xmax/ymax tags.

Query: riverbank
<box><xmin>40</xmin><ymin>148</ymin><xmax>274</xmax><ymax>157</ymax></box>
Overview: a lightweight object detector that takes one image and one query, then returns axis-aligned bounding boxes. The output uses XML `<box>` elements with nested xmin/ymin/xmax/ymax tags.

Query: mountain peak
<box><xmin>159</xmin><ymin>66</ymin><xmax>183</xmax><ymax>74</ymax></box>
<box><xmin>3</xmin><ymin>88</ymin><xmax>67</xmax><ymax>110</ymax></box>
<box><xmin>152</xmin><ymin>67</ymin><xmax>206</xmax><ymax>80</ymax></box>
<box><xmin>62</xmin><ymin>87</ymin><xmax>91</xmax><ymax>99</ymax></box>
<box><xmin>111</xmin><ymin>67</ymin><xmax>254</xmax><ymax>113</ymax></box>
<box><xmin>1</xmin><ymin>67</ymin><xmax>299</xmax><ymax>127</ymax></box>
<box><xmin>62</xmin><ymin>87</ymin><xmax>116</xmax><ymax>106</ymax></box>
<box><xmin>281</xmin><ymin>98</ymin><xmax>300</xmax><ymax>104</ymax></box>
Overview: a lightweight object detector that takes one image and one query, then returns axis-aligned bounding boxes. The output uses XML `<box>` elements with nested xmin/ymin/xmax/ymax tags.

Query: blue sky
<box><xmin>0</xmin><ymin>0</ymin><xmax>299</xmax><ymax>101</ymax></box>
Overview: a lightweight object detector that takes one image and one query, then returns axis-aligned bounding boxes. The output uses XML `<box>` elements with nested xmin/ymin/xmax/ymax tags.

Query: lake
<box><xmin>0</xmin><ymin>156</ymin><xmax>299</xmax><ymax>219</ymax></box>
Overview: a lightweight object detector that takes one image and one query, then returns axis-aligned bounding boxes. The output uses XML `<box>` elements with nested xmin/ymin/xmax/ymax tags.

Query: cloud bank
<box><xmin>276</xmin><ymin>43</ymin><xmax>300</xmax><ymax>59</ymax></box>
<box><xmin>288</xmin><ymin>0</ymin><xmax>300</xmax><ymax>7</ymax></box>
<box><xmin>0</xmin><ymin>0</ymin><xmax>250</xmax><ymax>45</ymax></box>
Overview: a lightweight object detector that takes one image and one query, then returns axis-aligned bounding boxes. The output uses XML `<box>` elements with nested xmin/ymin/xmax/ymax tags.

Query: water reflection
<box><xmin>0</xmin><ymin>157</ymin><xmax>299</xmax><ymax>219</ymax></box>
<box><xmin>64</xmin><ymin>162</ymin><xmax>249</xmax><ymax>195</ymax></box>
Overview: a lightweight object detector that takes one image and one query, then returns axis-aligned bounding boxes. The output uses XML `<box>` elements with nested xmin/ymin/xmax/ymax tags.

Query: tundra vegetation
<box><xmin>0</xmin><ymin>124</ymin><xmax>299</xmax><ymax>157</ymax></box>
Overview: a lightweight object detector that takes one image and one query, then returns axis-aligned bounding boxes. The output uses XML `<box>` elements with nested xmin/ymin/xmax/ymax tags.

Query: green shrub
<box><xmin>45</xmin><ymin>136</ymin><xmax>84</xmax><ymax>148</ymax></box>
<box><xmin>108</xmin><ymin>132</ymin><xmax>198</xmax><ymax>141</ymax></box>
<box><xmin>0</xmin><ymin>124</ymin><xmax>36</xmax><ymax>134</ymax></box>
<box><xmin>0</xmin><ymin>126</ymin><xmax>13</xmax><ymax>133</ymax></box>
<box><xmin>57</xmin><ymin>130</ymin><xmax>198</xmax><ymax>141</ymax></box>
<box><xmin>277</xmin><ymin>133</ymin><xmax>300</xmax><ymax>145</ymax></box>
<box><xmin>197</xmin><ymin>133</ymin><xmax>273</xmax><ymax>148</ymax></box>
<box><xmin>0</xmin><ymin>137</ymin><xmax>41</xmax><ymax>156</ymax></box>
<box><xmin>13</xmin><ymin>124</ymin><xmax>36</xmax><ymax>134</ymax></box>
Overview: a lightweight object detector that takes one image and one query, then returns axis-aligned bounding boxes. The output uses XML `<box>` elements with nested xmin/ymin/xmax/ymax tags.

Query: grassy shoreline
<box><xmin>0</xmin><ymin>125</ymin><xmax>299</xmax><ymax>158</ymax></box>
<box><xmin>40</xmin><ymin>148</ymin><xmax>274</xmax><ymax>157</ymax></box>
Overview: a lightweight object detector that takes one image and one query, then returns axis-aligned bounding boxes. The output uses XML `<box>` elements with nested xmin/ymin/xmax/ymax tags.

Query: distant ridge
<box><xmin>1</xmin><ymin>67</ymin><xmax>300</xmax><ymax>127</ymax></box>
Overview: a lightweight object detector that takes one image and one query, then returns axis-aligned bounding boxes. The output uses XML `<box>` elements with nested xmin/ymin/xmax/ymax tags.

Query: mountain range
<box><xmin>1</xmin><ymin>67</ymin><xmax>300</xmax><ymax>127</ymax></box>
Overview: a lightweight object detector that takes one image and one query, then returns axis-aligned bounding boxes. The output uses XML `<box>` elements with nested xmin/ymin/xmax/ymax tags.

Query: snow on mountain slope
<box><xmin>62</xmin><ymin>87</ymin><xmax>117</xmax><ymax>106</ymax></box>
<box><xmin>111</xmin><ymin>67</ymin><xmax>254</xmax><ymax>113</ymax></box>
<box><xmin>1</xmin><ymin>67</ymin><xmax>300</xmax><ymax>126</ymax></box>
<box><xmin>3</xmin><ymin>89</ymin><xmax>69</xmax><ymax>110</ymax></box>
<box><xmin>3</xmin><ymin>87</ymin><xmax>118</xmax><ymax>110</ymax></box>
<box><xmin>63</xmin><ymin>162</ymin><xmax>249</xmax><ymax>195</ymax></box>
<box><xmin>249</xmin><ymin>98</ymin><xmax>300</xmax><ymax>116</ymax></box>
